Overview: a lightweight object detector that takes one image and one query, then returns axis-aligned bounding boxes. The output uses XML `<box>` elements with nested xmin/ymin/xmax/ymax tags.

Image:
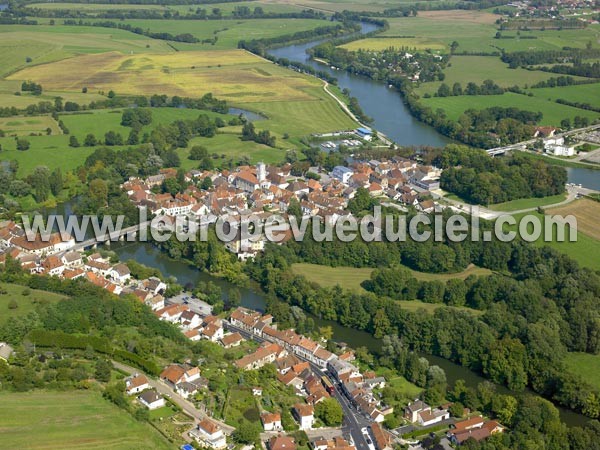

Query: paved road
<box><xmin>111</xmin><ymin>360</ymin><xmax>235</xmax><ymax>434</ymax></box>
<box><xmin>434</xmin><ymin>184</ymin><xmax>592</xmax><ymax>220</ymax></box>
<box><xmin>224</xmin><ymin>322</ymin><xmax>374</xmax><ymax>450</ymax></box>
<box><xmin>169</xmin><ymin>293</ymin><xmax>213</xmax><ymax>316</ymax></box>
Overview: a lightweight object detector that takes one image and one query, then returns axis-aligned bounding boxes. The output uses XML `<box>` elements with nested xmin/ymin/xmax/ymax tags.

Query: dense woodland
<box><xmin>439</xmin><ymin>146</ymin><xmax>567</xmax><ymax>204</ymax></box>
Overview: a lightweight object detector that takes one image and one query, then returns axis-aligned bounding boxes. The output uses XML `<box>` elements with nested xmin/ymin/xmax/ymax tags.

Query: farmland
<box><xmin>341</xmin><ymin>37</ymin><xmax>447</xmax><ymax>52</ymax></box>
<box><xmin>112</xmin><ymin>18</ymin><xmax>328</xmax><ymax>50</ymax></box>
<box><xmin>547</xmin><ymin>198</ymin><xmax>600</xmax><ymax>241</ymax></box>
<box><xmin>415</xmin><ymin>56</ymin><xmax>565</xmax><ymax>96</ymax></box>
<box><xmin>0</xmin><ymin>390</ymin><xmax>174</xmax><ymax>450</ymax></box>
<box><xmin>421</xmin><ymin>92</ymin><xmax>600</xmax><ymax>127</ymax></box>
<box><xmin>0</xmin><ymin>115</ymin><xmax>61</xmax><ymax>136</ymax></box>
<box><xmin>526</xmin><ymin>82</ymin><xmax>600</xmax><ymax>106</ymax></box>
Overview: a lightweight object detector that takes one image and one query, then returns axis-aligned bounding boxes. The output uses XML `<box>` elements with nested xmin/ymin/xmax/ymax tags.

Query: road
<box><xmin>224</xmin><ymin>321</ymin><xmax>374</xmax><ymax>450</ymax></box>
<box><xmin>434</xmin><ymin>184</ymin><xmax>593</xmax><ymax>220</ymax></box>
<box><xmin>169</xmin><ymin>293</ymin><xmax>213</xmax><ymax>316</ymax></box>
<box><xmin>486</xmin><ymin>123</ymin><xmax>600</xmax><ymax>156</ymax></box>
<box><xmin>111</xmin><ymin>360</ymin><xmax>235</xmax><ymax>434</ymax></box>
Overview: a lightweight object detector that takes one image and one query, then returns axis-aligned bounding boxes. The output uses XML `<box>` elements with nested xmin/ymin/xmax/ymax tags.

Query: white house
<box><xmin>293</xmin><ymin>404</ymin><xmax>314</xmax><ymax>430</ymax></box>
<box><xmin>126</xmin><ymin>374</ymin><xmax>150</xmax><ymax>395</ymax></box>
<box><xmin>261</xmin><ymin>412</ymin><xmax>282</xmax><ymax>431</ymax></box>
<box><xmin>138</xmin><ymin>390</ymin><xmax>165</xmax><ymax>410</ymax></box>
<box><xmin>110</xmin><ymin>263</ymin><xmax>131</xmax><ymax>284</ymax></box>
<box><xmin>191</xmin><ymin>419</ymin><xmax>227</xmax><ymax>450</ymax></box>
<box><xmin>331</xmin><ymin>166</ymin><xmax>354</xmax><ymax>184</ymax></box>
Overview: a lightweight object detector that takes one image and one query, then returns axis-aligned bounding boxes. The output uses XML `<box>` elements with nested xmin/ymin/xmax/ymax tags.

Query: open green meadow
<box><xmin>488</xmin><ymin>193</ymin><xmax>567</xmax><ymax>212</ymax></box>
<box><xmin>291</xmin><ymin>262</ymin><xmax>492</xmax><ymax>292</ymax></box>
<box><xmin>0</xmin><ymin>283</ymin><xmax>67</xmax><ymax>324</ymax></box>
<box><xmin>526</xmin><ymin>82</ymin><xmax>600</xmax><ymax>106</ymax></box>
<box><xmin>421</xmin><ymin>92</ymin><xmax>600</xmax><ymax>126</ymax></box>
<box><xmin>28</xmin><ymin>1</ymin><xmax>308</xmax><ymax>14</ymax></box>
<box><xmin>494</xmin><ymin>26</ymin><xmax>600</xmax><ymax>52</ymax></box>
<box><xmin>0</xmin><ymin>390</ymin><xmax>174</xmax><ymax>449</ymax></box>
<box><xmin>564</xmin><ymin>352</ymin><xmax>600</xmax><ymax>390</ymax></box>
<box><xmin>415</xmin><ymin>56</ymin><xmax>570</xmax><ymax>96</ymax></box>
<box><xmin>0</xmin><ymin>115</ymin><xmax>61</xmax><ymax>136</ymax></box>
<box><xmin>115</xmin><ymin>18</ymin><xmax>327</xmax><ymax>50</ymax></box>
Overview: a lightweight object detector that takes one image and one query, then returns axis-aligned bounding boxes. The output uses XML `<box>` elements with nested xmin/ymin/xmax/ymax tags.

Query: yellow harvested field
<box><xmin>8</xmin><ymin>50</ymin><xmax>321</xmax><ymax>103</ymax></box>
<box><xmin>418</xmin><ymin>10</ymin><xmax>498</xmax><ymax>24</ymax></box>
<box><xmin>341</xmin><ymin>37</ymin><xmax>447</xmax><ymax>52</ymax></box>
<box><xmin>547</xmin><ymin>198</ymin><xmax>600</xmax><ymax>241</ymax></box>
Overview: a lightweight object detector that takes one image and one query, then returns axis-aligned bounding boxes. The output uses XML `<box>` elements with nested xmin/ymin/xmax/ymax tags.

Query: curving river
<box><xmin>269</xmin><ymin>23</ymin><xmax>599</xmax><ymax>189</ymax></box>
<box><xmin>42</xmin><ymin>27</ymin><xmax>597</xmax><ymax>426</ymax></box>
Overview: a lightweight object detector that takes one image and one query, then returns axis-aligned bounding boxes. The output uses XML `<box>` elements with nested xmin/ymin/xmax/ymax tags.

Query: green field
<box><xmin>0</xmin><ymin>390</ymin><xmax>174</xmax><ymax>449</ymax></box>
<box><xmin>416</xmin><ymin>56</ymin><xmax>568</xmax><ymax>96</ymax></box>
<box><xmin>527</xmin><ymin>82</ymin><xmax>600</xmax><ymax>106</ymax></box>
<box><xmin>291</xmin><ymin>262</ymin><xmax>492</xmax><ymax>292</ymax></box>
<box><xmin>421</xmin><ymin>92</ymin><xmax>600</xmax><ymax>126</ymax></box>
<box><xmin>381</xmin><ymin>12</ymin><xmax>600</xmax><ymax>54</ymax></box>
<box><xmin>564</xmin><ymin>352</ymin><xmax>600</xmax><ymax>390</ymax></box>
<box><xmin>509</xmin><ymin>210</ymin><xmax>600</xmax><ymax>269</ymax></box>
<box><xmin>115</xmin><ymin>18</ymin><xmax>327</xmax><ymax>50</ymax></box>
<box><xmin>488</xmin><ymin>193</ymin><xmax>567</xmax><ymax>212</ymax></box>
<box><xmin>0</xmin><ymin>283</ymin><xmax>67</xmax><ymax>324</ymax></box>
<box><xmin>29</xmin><ymin>1</ymin><xmax>307</xmax><ymax>14</ymax></box>
<box><xmin>397</xmin><ymin>300</ymin><xmax>483</xmax><ymax>315</ymax></box>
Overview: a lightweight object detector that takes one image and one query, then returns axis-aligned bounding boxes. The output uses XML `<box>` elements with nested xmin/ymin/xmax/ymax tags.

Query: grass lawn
<box><xmin>0</xmin><ymin>390</ymin><xmax>174</xmax><ymax>449</ymax></box>
<box><xmin>421</xmin><ymin>92</ymin><xmax>600</xmax><ymax>127</ymax></box>
<box><xmin>291</xmin><ymin>262</ymin><xmax>492</xmax><ymax>292</ymax></box>
<box><xmin>564</xmin><ymin>352</ymin><xmax>600</xmax><ymax>390</ymax></box>
<box><xmin>0</xmin><ymin>282</ymin><xmax>67</xmax><ymax>324</ymax></box>
<box><xmin>488</xmin><ymin>193</ymin><xmax>567</xmax><ymax>212</ymax></box>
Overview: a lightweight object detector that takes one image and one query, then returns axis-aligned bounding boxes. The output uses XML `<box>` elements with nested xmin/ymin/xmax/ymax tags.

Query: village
<box><xmin>116</xmin><ymin>305</ymin><xmax>506</xmax><ymax>450</ymax></box>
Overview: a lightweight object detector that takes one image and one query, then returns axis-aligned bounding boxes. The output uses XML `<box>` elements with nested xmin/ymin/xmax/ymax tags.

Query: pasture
<box><xmin>416</xmin><ymin>56</ymin><xmax>567</xmax><ymax>96</ymax></box>
<box><xmin>0</xmin><ymin>115</ymin><xmax>61</xmax><ymax>136</ymax></box>
<box><xmin>494</xmin><ymin>27</ymin><xmax>600</xmax><ymax>52</ymax></box>
<box><xmin>421</xmin><ymin>92</ymin><xmax>600</xmax><ymax>126</ymax></box>
<box><xmin>29</xmin><ymin>1</ymin><xmax>308</xmax><ymax>14</ymax></box>
<box><xmin>0</xmin><ymin>390</ymin><xmax>173</xmax><ymax>450</ymax></box>
<box><xmin>547</xmin><ymin>198</ymin><xmax>600</xmax><ymax>241</ymax></box>
<box><xmin>290</xmin><ymin>262</ymin><xmax>492</xmax><ymax>292</ymax></box>
<box><xmin>115</xmin><ymin>18</ymin><xmax>327</xmax><ymax>50</ymax></box>
<box><xmin>0</xmin><ymin>283</ymin><xmax>67</xmax><ymax>324</ymax></box>
<box><xmin>527</xmin><ymin>82</ymin><xmax>600</xmax><ymax>106</ymax></box>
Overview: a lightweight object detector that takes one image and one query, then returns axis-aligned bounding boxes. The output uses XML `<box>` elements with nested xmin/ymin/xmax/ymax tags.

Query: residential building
<box><xmin>191</xmin><ymin>419</ymin><xmax>227</xmax><ymax>450</ymax></box>
<box><xmin>138</xmin><ymin>390</ymin><xmax>165</xmax><ymax>410</ymax></box>
<box><xmin>293</xmin><ymin>403</ymin><xmax>314</xmax><ymax>430</ymax></box>
<box><xmin>261</xmin><ymin>412</ymin><xmax>283</xmax><ymax>431</ymax></box>
<box><xmin>269</xmin><ymin>435</ymin><xmax>296</xmax><ymax>450</ymax></box>
<box><xmin>125</xmin><ymin>374</ymin><xmax>149</xmax><ymax>395</ymax></box>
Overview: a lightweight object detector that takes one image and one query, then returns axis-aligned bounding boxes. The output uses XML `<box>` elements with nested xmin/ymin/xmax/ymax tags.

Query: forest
<box><xmin>438</xmin><ymin>146</ymin><xmax>567</xmax><ymax>204</ymax></box>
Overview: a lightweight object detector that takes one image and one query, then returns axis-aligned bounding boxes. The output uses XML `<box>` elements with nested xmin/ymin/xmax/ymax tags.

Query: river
<box><xmin>268</xmin><ymin>23</ymin><xmax>599</xmax><ymax>189</ymax></box>
<box><xmin>103</xmin><ymin>240</ymin><xmax>588</xmax><ymax>427</ymax></box>
<box><xmin>268</xmin><ymin>24</ymin><xmax>451</xmax><ymax>148</ymax></box>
